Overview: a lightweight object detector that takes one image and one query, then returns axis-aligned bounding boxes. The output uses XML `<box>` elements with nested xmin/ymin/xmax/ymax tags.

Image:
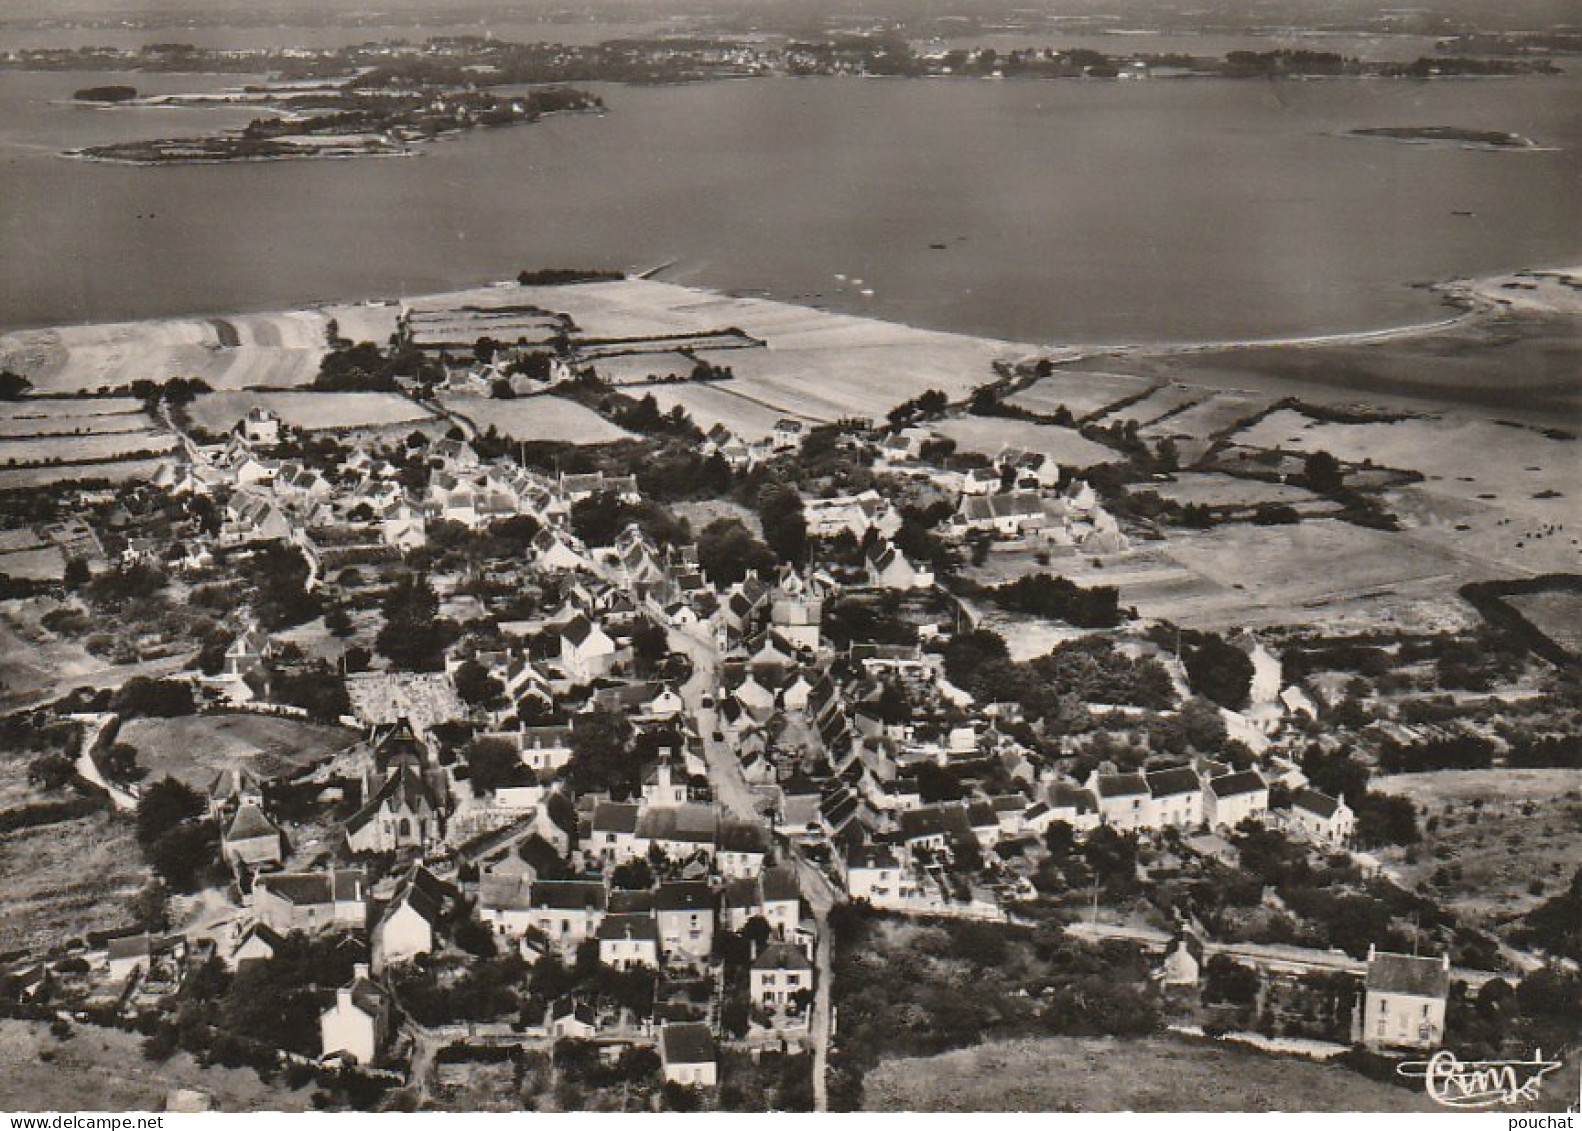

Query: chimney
<box><xmin>1441</xmin><ymin>953</ymin><xmax>1450</xmax><ymax>971</ymax></box>
<box><xmin>337</xmin><ymin>986</ymin><xmax>354</xmax><ymax>1009</ymax></box>
<box><xmin>1367</xmin><ymin>943</ymin><xmax>1376</xmax><ymax>962</ymax></box>
<box><xmin>353</xmin><ymin>962</ymin><xmax>370</xmax><ymax>983</ymax></box>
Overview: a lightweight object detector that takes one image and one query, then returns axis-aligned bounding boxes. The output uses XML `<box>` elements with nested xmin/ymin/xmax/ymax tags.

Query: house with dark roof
<box><xmin>320</xmin><ymin>963</ymin><xmax>389</xmax><ymax>1065</ymax></box>
<box><xmin>660</xmin><ymin>1022</ymin><xmax>717</xmax><ymax>1087</ymax></box>
<box><xmin>1090</xmin><ymin>771</ymin><xmax>1151</xmax><ymax>831</ymax></box>
<box><xmin>1287</xmin><ymin>787</ymin><xmax>1354</xmax><ymax>848</ymax></box>
<box><xmin>1204</xmin><ymin>770</ymin><xmax>1269</xmax><ymax>830</ymax></box>
<box><xmin>371</xmin><ymin>865</ymin><xmax>458</xmax><ymax>973</ymax></box>
<box><xmin>751</xmin><ymin>942</ymin><xmax>813</xmax><ymax>1008</ymax></box>
<box><xmin>1145</xmin><ymin>766</ymin><xmax>1204</xmax><ymax>830</ymax></box>
<box><xmin>252</xmin><ymin>869</ymin><xmax>367</xmax><ymax>934</ymax></box>
<box><xmin>655</xmin><ymin>881</ymin><xmax>715</xmax><ymax>961</ymax></box>
<box><xmin>596</xmin><ymin>913</ymin><xmax>661</xmax><ymax>970</ymax></box>
<box><xmin>1363</xmin><ymin>947</ymin><xmax>1450</xmax><ymax>1049</ymax></box>
<box><xmin>221</xmin><ymin>802</ymin><xmax>284</xmax><ymax>871</ymax></box>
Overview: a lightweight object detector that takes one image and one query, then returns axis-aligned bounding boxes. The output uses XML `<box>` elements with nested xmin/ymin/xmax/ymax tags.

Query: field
<box><xmin>645</xmin><ymin>382</ymin><xmax>808</xmax><ymax>439</ymax></box>
<box><xmin>862</xmin><ymin>1036</ymin><xmax>1442</xmax><ymax>1112</ymax></box>
<box><xmin>1149</xmin><ymin>473</ymin><xmax>1324</xmax><ymax>510</ymax></box>
<box><xmin>0</xmin><ymin>1020</ymin><xmax>310</xmax><ymax>1112</ymax></box>
<box><xmin>439</xmin><ymin>393</ymin><xmax>633</xmax><ymax>444</ymax></box>
<box><xmin>1230</xmin><ymin>410</ymin><xmax>1581</xmax><ymax>576</ymax></box>
<box><xmin>0</xmin><ymin>545</ymin><xmax>67</xmax><ymax>581</ymax></box>
<box><xmin>0</xmin><ymin>430</ymin><xmax>176</xmax><ymax>466</ymax></box>
<box><xmin>1037</xmin><ymin>518</ymin><xmax>1480</xmax><ymax>634</ymax></box>
<box><xmin>0</xmin><ymin>812</ymin><xmax>147</xmax><ymax>953</ymax></box>
<box><xmin>0</xmin><ymin>397</ymin><xmax>144</xmax><ymax>421</ymax></box>
<box><xmin>118</xmin><ymin>713</ymin><xmax>356</xmax><ymax>788</ymax></box>
<box><xmin>1095</xmin><ymin>383</ymin><xmax>1210</xmax><ymax>428</ymax></box>
<box><xmin>1503</xmin><ymin>589</ymin><xmax>1582</xmax><ymax>656</ymax></box>
<box><xmin>0</xmin><ymin>457</ymin><xmax>170</xmax><ymax>491</ymax></box>
<box><xmin>1140</xmin><ymin>389</ymin><xmax>1278</xmax><ymax>440</ymax></box>
<box><xmin>0</xmin><ymin>311</ymin><xmax>330</xmax><ymax>394</ymax></box>
<box><xmin>933</xmin><ymin>416</ymin><xmax>1118</xmax><ymax>469</ymax></box>
<box><xmin>185</xmin><ymin>390</ymin><xmax>434</xmax><ymax>434</ymax></box>
<box><xmin>1005</xmin><ymin>369</ymin><xmax>1155</xmax><ymax>420</ymax></box>
<box><xmin>1371</xmin><ymin>770</ymin><xmax>1582</xmax><ymax>920</ymax></box>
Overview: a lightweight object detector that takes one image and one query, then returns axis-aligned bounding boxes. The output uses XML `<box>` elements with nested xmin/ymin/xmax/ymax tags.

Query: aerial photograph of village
<box><xmin>0</xmin><ymin>0</ymin><xmax>1576</xmax><ymax>1117</ymax></box>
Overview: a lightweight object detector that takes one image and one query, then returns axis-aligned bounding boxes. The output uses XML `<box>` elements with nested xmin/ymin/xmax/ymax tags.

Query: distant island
<box><xmin>72</xmin><ymin>84</ymin><xmax>138</xmax><ymax>103</ymax></box>
<box><xmin>1349</xmin><ymin>126</ymin><xmax>1539</xmax><ymax>150</ymax></box>
<box><xmin>66</xmin><ymin>84</ymin><xmax>603</xmax><ymax>166</ymax></box>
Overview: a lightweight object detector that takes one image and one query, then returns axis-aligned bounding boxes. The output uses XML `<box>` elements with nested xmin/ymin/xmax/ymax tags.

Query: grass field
<box><xmin>0</xmin><ymin>457</ymin><xmax>170</xmax><ymax>491</ymax></box>
<box><xmin>0</xmin><ymin>311</ymin><xmax>328</xmax><ymax>394</ymax></box>
<box><xmin>1372</xmin><ymin>769</ymin><xmax>1582</xmax><ymax>920</ymax></box>
<box><xmin>0</xmin><ymin>430</ymin><xmax>175</xmax><ymax>466</ymax></box>
<box><xmin>1005</xmin><ymin>369</ymin><xmax>1155</xmax><ymax>420</ymax></box>
<box><xmin>645</xmin><ymin>382</ymin><xmax>807</xmax><ymax>439</ymax></box>
<box><xmin>0</xmin><ymin>397</ymin><xmax>144</xmax><ymax>420</ymax></box>
<box><xmin>1150</xmin><ymin>473</ymin><xmax>1322</xmax><ymax>509</ymax></box>
<box><xmin>185</xmin><ymin>390</ymin><xmax>434</xmax><ymax>434</ymax></box>
<box><xmin>1140</xmin><ymin>389</ymin><xmax>1279</xmax><ymax>440</ymax></box>
<box><xmin>933</xmin><ymin>416</ymin><xmax>1118</xmax><ymax>469</ymax></box>
<box><xmin>0</xmin><ymin>813</ymin><xmax>146</xmax><ymax>953</ymax></box>
<box><xmin>1504</xmin><ymin>589</ymin><xmax>1582</xmax><ymax>655</ymax></box>
<box><xmin>1095</xmin><ymin>383</ymin><xmax>1210</xmax><ymax>428</ymax></box>
<box><xmin>0</xmin><ymin>1020</ymin><xmax>310</xmax><ymax>1112</ymax></box>
<box><xmin>119</xmin><ymin>713</ymin><xmax>356</xmax><ymax>788</ymax></box>
<box><xmin>439</xmin><ymin>393</ymin><xmax>633</xmax><ymax>444</ymax></box>
<box><xmin>862</xmin><ymin>1036</ymin><xmax>1441</xmax><ymax>1112</ymax></box>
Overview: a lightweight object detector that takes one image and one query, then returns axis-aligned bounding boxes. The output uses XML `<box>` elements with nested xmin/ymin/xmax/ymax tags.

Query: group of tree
<box><xmin>376</xmin><ymin>572</ymin><xmax>459</xmax><ymax>672</ymax></box>
<box><xmin>136</xmin><ymin>777</ymin><xmax>221</xmax><ymax>892</ymax></box>
<box><xmin>981</xmin><ymin>573</ymin><xmax>1121</xmax><ymax>629</ymax></box>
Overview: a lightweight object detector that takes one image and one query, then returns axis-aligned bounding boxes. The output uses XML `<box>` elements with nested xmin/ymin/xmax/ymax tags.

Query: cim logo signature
<box><xmin>1397</xmin><ymin>1049</ymin><xmax>1563</xmax><ymax>1109</ymax></box>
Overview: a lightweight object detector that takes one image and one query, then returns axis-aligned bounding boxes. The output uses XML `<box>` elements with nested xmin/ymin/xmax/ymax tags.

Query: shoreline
<box><xmin>2</xmin><ymin>261</ymin><xmax>1577</xmax><ymax>396</ymax></box>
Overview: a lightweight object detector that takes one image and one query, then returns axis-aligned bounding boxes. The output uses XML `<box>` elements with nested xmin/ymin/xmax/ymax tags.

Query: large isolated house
<box><xmin>1363</xmin><ymin>948</ymin><xmax>1450</xmax><ymax>1050</ymax></box>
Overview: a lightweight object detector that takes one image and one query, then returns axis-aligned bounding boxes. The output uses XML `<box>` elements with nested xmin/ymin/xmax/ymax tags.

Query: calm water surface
<box><xmin>1</xmin><ymin>64</ymin><xmax>1578</xmax><ymax>343</ymax></box>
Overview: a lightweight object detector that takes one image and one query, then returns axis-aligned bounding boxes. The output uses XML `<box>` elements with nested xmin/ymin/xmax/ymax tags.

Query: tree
<box><xmin>63</xmin><ymin>557</ymin><xmax>91</xmax><ymax>590</ymax></box>
<box><xmin>939</xmin><ymin>629</ymin><xmax>1009</xmax><ymax>688</ymax></box>
<box><xmin>1182</xmin><ymin>634</ymin><xmax>1254</xmax><ymax>710</ymax></box>
<box><xmin>148</xmin><ymin>820</ymin><xmax>220</xmax><ymax>892</ymax></box>
<box><xmin>696</xmin><ymin>518</ymin><xmax>777</xmax><ymax>588</ymax></box>
<box><xmin>1303</xmin><ymin>450</ymin><xmax>1344</xmax><ymax>494</ymax></box>
<box><xmin>453</xmin><ymin>659</ymin><xmax>505</xmax><ymax>711</ymax></box>
<box><xmin>0</xmin><ymin>371</ymin><xmax>33</xmax><ymax>400</ymax></box>
<box><xmin>136</xmin><ymin>776</ymin><xmax>205</xmax><ymax>848</ymax></box>
<box><xmin>611</xmin><ymin>857</ymin><xmax>654</xmax><ymax>890</ymax></box>
<box><xmin>757</xmin><ymin>484</ymin><xmax>806</xmax><ymax>564</ymax></box>
<box><xmin>1354</xmin><ymin>793</ymin><xmax>1420</xmax><ymax>847</ymax></box>
<box><xmin>467</xmin><ymin>736</ymin><xmax>524</xmax><ymax>796</ymax></box>
<box><xmin>112</xmin><ymin>677</ymin><xmax>195</xmax><ymax>718</ymax></box>
<box><xmin>453</xmin><ymin>917</ymin><xmax>498</xmax><ymax>958</ymax></box>
<box><xmin>567</xmin><ymin>710</ymin><xmax>638</xmax><ymax>799</ymax></box>
<box><xmin>1082</xmin><ymin>825</ymin><xmax>1138</xmax><ymax>892</ymax></box>
<box><xmin>1203</xmin><ymin>956</ymin><xmax>1260</xmax><ymax>1006</ymax></box>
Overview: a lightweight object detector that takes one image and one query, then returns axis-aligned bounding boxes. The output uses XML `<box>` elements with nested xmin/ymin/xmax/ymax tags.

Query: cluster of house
<box><xmin>879</xmin><ymin>429</ymin><xmax>1127</xmax><ymax>552</ymax></box>
<box><xmin>1158</xmin><ymin>928</ymin><xmax>1451</xmax><ymax>1051</ymax></box>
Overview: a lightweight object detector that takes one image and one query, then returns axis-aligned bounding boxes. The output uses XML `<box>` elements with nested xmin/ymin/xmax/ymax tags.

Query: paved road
<box><xmin>790</xmin><ymin>848</ymin><xmax>842</xmax><ymax>1113</ymax></box>
<box><xmin>667</xmin><ymin>624</ymin><xmax>760</xmax><ymax>822</ymax></box>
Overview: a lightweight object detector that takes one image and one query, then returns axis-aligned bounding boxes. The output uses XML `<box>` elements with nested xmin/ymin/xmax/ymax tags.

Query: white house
<box><xmin>1288</xmin><ymin>787</ymin><xmax>1354</xmax><ymax>848</ymax></box>
<box><xmin>596</xmin><ymin>913</ymin><xmax>661</xmax><ymax>970</ymax></box>
<box><xmin>559</xmin><ymin>615</ymin><xmax>617</xmax><ymax>684</ymax></box>
<box><xmin>319</xmin><ymin>964</ymin><xmax>388</xmax><ymax>1065</ymax></box>
<box><xmin>1204</xmin><ymin>770</ymin><xmax>1269</xmax><ymax>830</ymax></box>
<box><xmin>1363</xmin><ymin>948</ymin><xmax>1450</xmax><ymax>1050</ymax></box>
<box><xmin>750</xmin><ymin>942</ymin><xmax>813</xmax><ymax>1007</ymax></box>
<box><xmin>660</xmin><ymin>1023</ymin><xmax>717</xmax><ymax>1088</ymax></box>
